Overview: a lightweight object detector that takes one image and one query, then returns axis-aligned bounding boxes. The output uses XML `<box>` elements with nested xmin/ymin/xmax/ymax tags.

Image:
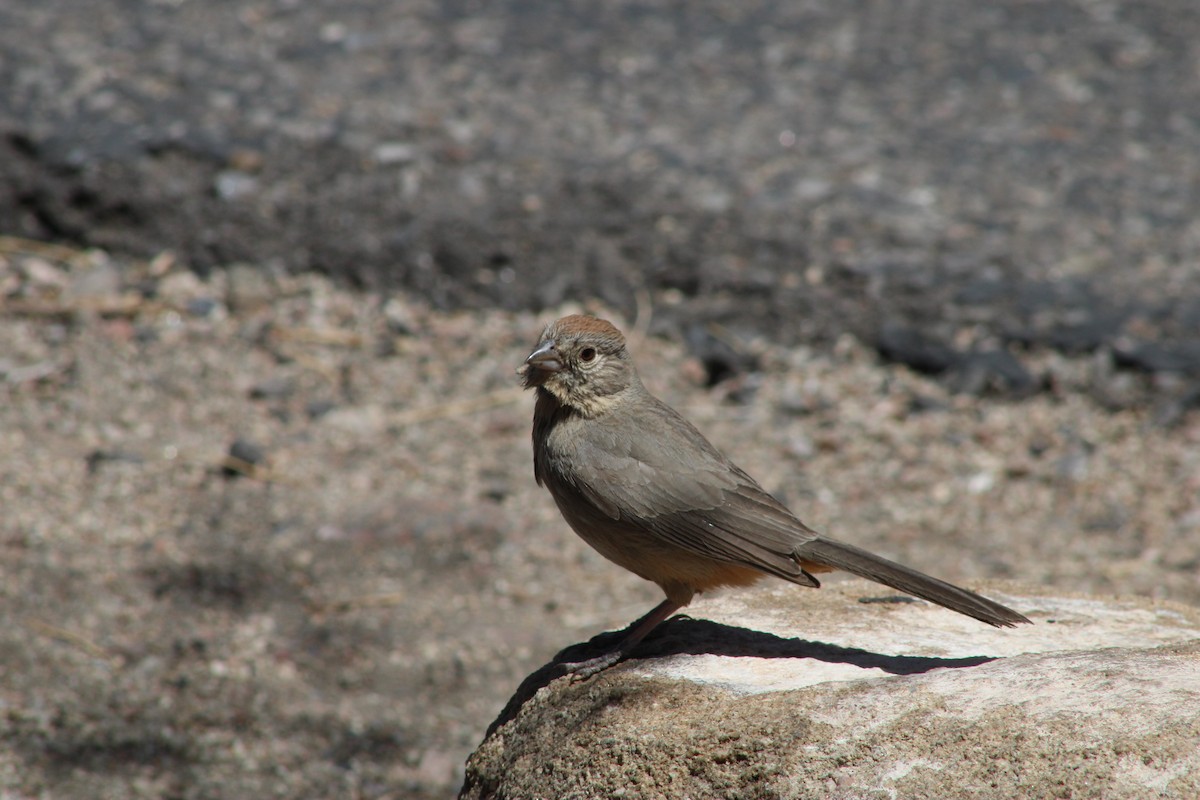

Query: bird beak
<box><xmin>524</xmin><ymin>340</ymin><xmax>563</xmax><ymax>374</ymax></box>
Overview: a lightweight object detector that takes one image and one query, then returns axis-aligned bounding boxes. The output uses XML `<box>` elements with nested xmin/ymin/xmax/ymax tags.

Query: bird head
<box><xmin>520</xmin><ymin>315</ymin><xmax>637</xmax><ymax>414</ymax></box>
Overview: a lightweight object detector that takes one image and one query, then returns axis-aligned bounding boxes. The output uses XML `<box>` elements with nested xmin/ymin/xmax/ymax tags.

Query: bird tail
<box><xmin>797</xmin><ymin>538</ymin><xmax>1030</xmax><ymax>627</ymax></box>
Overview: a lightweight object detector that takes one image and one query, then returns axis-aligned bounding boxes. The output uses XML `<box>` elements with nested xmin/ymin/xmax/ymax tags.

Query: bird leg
<box><xmin>563</xmin><ymin>597</ymin><xmax>685</xmax><ymax>679</ymax></box>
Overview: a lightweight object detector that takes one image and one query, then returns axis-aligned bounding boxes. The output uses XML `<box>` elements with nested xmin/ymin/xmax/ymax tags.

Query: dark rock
<box><xmin>248</xmin><ymin>377</ymin><xmax>295</xmax><ymax>401</ymax></box>
<box><xmin>684</xmin><ymin>323</ymin><xmax>757</xmax><ymax>387</ymax></box>
<box><xmin>305</xmin><ymin>399</ymin><xmax>336</xmax><ymax>419</ymax></box>
<box><xmin>998</xmin><ymin>278</ymin><xmax>1127</xmax><ymax>355</ymax></box>
<box><xmin>185</xmin><ymin>297</ymin><xmax>219</xmax><ymax>317</ymax></box>
<box><xmin>948</xmin><ymin>348</ymin><xmax>1038</xmax><ymax>397</ymax></box>
<box><xmin>1007</xmin><ymin>316</ymin><xmax>1125</xmax><ymax>355</ymax></box>
<box><xmin>85</xmin><ymin>449</ymin><xmax>145</xmax><ymax>474</ymax></box>
<box><xmin>875</xmin><ymin>323</ymin><xmax>960</xmax><ymax>375</ymax></box>
<box><xmin>1112</xmin><ymin>339</ymin><xmax>1200</xmax><ymax>375</ymax></box>
<box><xmin>222</xmin><ymin>438</ymin><xmax>266</xmax><ymax>478</ymax></box>
<box><xmin>906</xmin><ymin>392</ymin><xmax>949</xmax><ymax>414</ymax></box>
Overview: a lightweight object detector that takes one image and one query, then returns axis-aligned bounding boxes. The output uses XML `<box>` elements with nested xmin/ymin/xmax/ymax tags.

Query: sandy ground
<box><xmin>1</xmin><ymin>244</ymin><xmax>1198</xmax><ymax>798</ymax></box>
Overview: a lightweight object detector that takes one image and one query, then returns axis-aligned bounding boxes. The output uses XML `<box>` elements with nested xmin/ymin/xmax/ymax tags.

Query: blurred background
<box><xmin>5</xmin><ymin>0</ymin><xmax>1199</xmax><ymax>374</ymax></box>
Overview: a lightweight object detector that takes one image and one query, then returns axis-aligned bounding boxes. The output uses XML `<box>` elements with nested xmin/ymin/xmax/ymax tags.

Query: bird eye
<box><xmin>579</xmin><ymin>347</ymin><xmax>597</xmax><ymax>362</ymax></box>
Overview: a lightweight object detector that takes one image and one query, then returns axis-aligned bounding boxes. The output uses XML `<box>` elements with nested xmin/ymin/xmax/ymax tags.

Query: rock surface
<box><xmin>463</xmin><ymin>582</ymin><xmax>1200</xmax><ymax>799</ymax></box>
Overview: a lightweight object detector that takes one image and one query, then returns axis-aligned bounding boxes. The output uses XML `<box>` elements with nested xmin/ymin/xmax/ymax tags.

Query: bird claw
<box><xmin>562</xmin><ymin>650</ymin><xmax>625</xmax><ymax>680</ymax></box>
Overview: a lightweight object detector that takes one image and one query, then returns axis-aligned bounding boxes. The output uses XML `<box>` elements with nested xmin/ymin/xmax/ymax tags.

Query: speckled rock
<box><xmin>463</xmin><ymin>582</ymin><xmax>1200</xmax><ymax>800</ymax></box>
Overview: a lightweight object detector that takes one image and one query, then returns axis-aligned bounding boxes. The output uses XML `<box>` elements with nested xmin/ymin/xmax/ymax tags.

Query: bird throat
<box><xmin>538</xmin><ymin>376</ymin><xmax>621</xmax><ymax>421</ymax></box>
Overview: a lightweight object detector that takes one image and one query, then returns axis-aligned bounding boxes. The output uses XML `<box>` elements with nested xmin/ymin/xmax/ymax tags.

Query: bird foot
<box><xmin>562</xmin><ymin>650</ymin><xmax>625</xmax><ymax>680</ymax></box>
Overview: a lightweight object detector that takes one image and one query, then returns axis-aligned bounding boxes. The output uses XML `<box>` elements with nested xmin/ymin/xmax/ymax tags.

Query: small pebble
<box><xmin>222</xmin><ymin>438</ymin><xmax>267</xmax><ymax>478</ymax></box>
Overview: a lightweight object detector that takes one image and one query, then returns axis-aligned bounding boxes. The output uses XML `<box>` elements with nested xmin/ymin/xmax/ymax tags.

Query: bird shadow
<box><xmin>484</xmin><ymin>613</ymin><xmax>1000</xmax><ymax>738</ymax></box>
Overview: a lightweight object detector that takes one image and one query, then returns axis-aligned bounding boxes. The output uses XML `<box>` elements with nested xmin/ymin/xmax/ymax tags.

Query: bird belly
<box><xmin>551</xmin><ymin>492</ymin><xmax>765</xmax><ymax>595</ymax></box>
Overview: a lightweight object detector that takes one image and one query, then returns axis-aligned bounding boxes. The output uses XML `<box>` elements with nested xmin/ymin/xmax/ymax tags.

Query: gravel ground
<box><xmin>1</xmin><ymin>243</ymin><xmax>1197</xmax><ymax>798</ymax></box>
<box><xmin>4</xmin><ymin>0</ymin><xmax>1200</xmax><ymax>368</ymax></box>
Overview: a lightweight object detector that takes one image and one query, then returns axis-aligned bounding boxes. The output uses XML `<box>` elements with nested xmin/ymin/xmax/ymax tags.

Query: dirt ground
<box><xmin>1</xmin><ymin>242</ymin><xmax>1198</xmax><ymax>799</ymax></box>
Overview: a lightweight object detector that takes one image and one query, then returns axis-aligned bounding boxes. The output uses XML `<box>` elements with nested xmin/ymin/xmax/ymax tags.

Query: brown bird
<box><xmin>521</xmin><ymin>314</ymin><xmax>1030</xmax><ymax>677</ymax></box>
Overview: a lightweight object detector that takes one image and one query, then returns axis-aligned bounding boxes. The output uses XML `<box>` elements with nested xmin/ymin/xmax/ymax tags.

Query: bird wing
<box><xmin>566</xmin><ymin>395</ymin><xmax>822</xmax><ymax>584</ymax></box>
